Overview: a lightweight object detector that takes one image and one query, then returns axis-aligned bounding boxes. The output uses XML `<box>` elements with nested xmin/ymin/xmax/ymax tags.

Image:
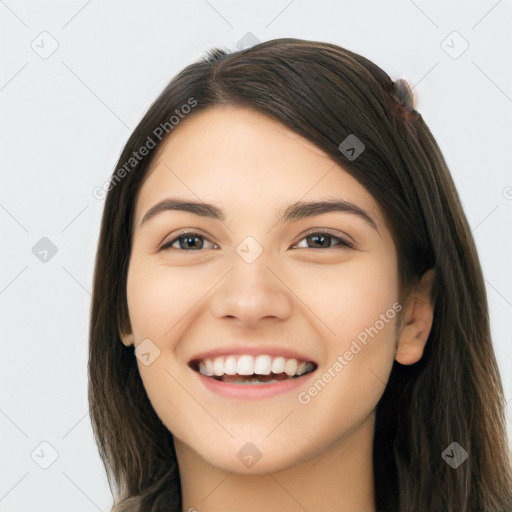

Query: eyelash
<box><xmin>159</xmin><ymin>230</ymin><xmax>354</xmax><ymax>252</ymax></box>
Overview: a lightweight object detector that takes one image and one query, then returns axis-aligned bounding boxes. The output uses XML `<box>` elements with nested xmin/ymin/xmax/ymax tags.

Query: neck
<box><xmin>176</xmin><ymin>412</ymin><xmax>376</xmax><ymax>512</ymax></box>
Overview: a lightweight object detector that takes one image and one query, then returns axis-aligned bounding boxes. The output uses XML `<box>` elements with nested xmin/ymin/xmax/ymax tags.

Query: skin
<box><xmin>120</xmin><ymin>106</ymin><xmax>435</xmax><ymax>512</ymax></box>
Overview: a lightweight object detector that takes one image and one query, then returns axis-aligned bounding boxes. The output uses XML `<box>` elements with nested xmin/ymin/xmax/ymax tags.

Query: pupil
<box><xmin>309</xmin><ymin>234</ymin><xmax>330</xmax><ymax>248</ymax></box>
<box><xmin>181</xmin><ymin>235</ymin><xmax>202</xmax><ymax>250</ymax></box>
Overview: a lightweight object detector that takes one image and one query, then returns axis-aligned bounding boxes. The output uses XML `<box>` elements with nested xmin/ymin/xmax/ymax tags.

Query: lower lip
<box><xmin>194</xmin><ymin>370</ymin><xmax>317</xmax><ymax>400</ymax></box>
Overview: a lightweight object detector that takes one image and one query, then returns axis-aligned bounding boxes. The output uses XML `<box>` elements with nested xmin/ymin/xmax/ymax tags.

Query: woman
<box><xmin>88</xmin><ymin>38</ymin><xmax>512</xmax><ymax>511</ymax></box>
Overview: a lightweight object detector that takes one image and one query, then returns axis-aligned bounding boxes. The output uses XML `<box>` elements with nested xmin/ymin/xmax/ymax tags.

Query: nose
<box><xmin>210</xmin><ymin>255</ymin><xmax>293</xmax><ymax>328</ymax></box>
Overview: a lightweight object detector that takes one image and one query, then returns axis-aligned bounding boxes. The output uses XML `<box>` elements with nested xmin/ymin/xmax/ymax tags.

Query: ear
<box><xmin>119</xmin><ymin>324</ymin><xmax>135</xmax><ymax>347</ymax></box>
<box><xmin>395</xmin><ymin>268</ymin><xmax>435</xmax><ymax>365</ymax></box>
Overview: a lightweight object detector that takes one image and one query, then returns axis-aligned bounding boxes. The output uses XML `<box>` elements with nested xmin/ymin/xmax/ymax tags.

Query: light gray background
<box><xmin>1</xmin><ymin>1</ymin><xmax>511</xmax><ymax>510</ymax></box>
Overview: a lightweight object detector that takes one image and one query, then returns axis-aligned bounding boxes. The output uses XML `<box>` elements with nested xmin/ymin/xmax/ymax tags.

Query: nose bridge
<box><xmin>211</xmin><ymin>239</ymin><xmax>293</xmax><ymax>325</ymax></box>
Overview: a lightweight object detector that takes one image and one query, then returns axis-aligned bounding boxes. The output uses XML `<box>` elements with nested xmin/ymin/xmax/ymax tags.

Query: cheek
<box><xmin>125</xmin><ymin>263</ymin><xmax>197</xmax><ymax>421</ymax></box>
<box><xmin>292</xmin><ymin>254</ymin><xmax>399</xmax><ymax>399</ymax></box>
<box><xmin>126</xmin><ymin>262</ymin><xmax>206</xmax><ymax>340</ymax></box>
<box><xmin>315</xmin><ymin>259</ymin><xmax>399</xmax><ymax>406</ymax></box>
<box><xmin>335</xmin><ymin>269</ymin><xmax>399</xmax><ymax>344</ymax></box>
<box><xmin>289</xmin><ymin>252</ymin><xmax>400</xmax><ymax>340</ymax></box>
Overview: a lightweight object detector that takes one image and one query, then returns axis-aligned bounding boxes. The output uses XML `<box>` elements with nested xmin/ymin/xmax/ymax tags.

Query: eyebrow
<box><xmin>139</xmin><ymin>197</ymin><xmax>378</xmax><ymax>232</ymax></box>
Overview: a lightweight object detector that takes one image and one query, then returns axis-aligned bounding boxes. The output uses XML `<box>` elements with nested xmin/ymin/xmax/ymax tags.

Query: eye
<box><xmin>292</xmin><ymin>231</ymin><xmax>354</xmax><ymax>250</ymax></box>
<box><xmin>159</xmin><ymin>230</ymin><xmax>354</xmax><ymax>252</ymax></box>
<box><xmin>160</xmin><ymin>232</ymin><xmax>218</xmax><ymax>251</ymax></box>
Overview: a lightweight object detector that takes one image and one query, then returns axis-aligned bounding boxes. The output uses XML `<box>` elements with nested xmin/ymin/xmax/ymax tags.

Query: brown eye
<box><xmin>294</xmin><ymin>231</ymin><xmax>354</xmax><ymax>250</ymax></box>
<box><xmin>159</xmin><ymin>230</ymin><xmax>353</xmax><ymax>252</ymax></box>
<box><xmin>160</xmin><ymin>232</ymin><xmax>217</xmax><ymax>251</ymax></box>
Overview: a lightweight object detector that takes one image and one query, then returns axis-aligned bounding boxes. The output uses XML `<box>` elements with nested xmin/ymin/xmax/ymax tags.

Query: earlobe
<box><xmin>119</xmin><ymin>329</ymin><xmax>135</xmax><ymax>347</ymax></box>
<box><xmin>395</xmin><ymin>269</ymin><xmax>435</xmax><ymax>366</ymax></box>
<box><xmin>395</xmin><ymin>320</ymin><xmax>430</xmax><ymax>365</ymax></box>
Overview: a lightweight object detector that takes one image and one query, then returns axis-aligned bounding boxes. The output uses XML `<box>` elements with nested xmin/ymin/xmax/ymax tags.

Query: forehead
<box><xmin>134</xmin><ymin>106</ymin><xmax>384</xmax><ymax>229</ymax></box>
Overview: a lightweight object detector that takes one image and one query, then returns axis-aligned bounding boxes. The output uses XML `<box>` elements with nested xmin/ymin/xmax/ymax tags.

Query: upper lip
<box><xmin>188</xmin><ymin>346</ymin><xmax>318</xmax><ymax>365</ymax></box>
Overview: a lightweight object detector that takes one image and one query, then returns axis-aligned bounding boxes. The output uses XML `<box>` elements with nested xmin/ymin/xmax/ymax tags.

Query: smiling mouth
<box><xmin>189</xmin><ymin>360</ymin><xmax>317</xmax><ymax>384</ymax></box>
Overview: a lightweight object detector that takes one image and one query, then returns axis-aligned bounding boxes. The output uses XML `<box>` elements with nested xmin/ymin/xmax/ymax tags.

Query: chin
<box><xmin>206</xmin><ymin>449</ymin><xmax>300</xmax><ymax>475</ymax></box>
<box><xmin>179</xmin><ymin>433</ymin><xmax>304</xmax><ymax>475</ymax></box>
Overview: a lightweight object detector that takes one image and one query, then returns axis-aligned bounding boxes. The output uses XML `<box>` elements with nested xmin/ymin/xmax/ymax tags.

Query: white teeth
<box><xmin>254</xmin><ymin>355</ymin><xmax>271</xmax><ymax>375</ymax></box>
<box><xmin>224</xmin><ymin>356</ymin><xmax>237</xmax><ymax>375</ymax></box>
<box><xmin>284</xmin><ymin>358</ymin><xmax>298</xmax><ymax>376</ymax></box>
<box><xmin>213</xmin><ymin>357</ymin><xmax>224</xmax><ymax>376</ymax></box>
<box><xmin>237</xmin><ymin>355</ymin><xmax>253</xmax><ymax>375</ymax></box>
<box><xmin>271</xmin><ymin>356</ymin><xmax>285</xmax><ymax>374</ymax></box>
<box><xmin>199</xmin><ymin>360</ymin><xmax>215</xmax><ymax>376</ymax></box>
<box><xmin>196</xmin><ymin>354</ymin><xmax>315</xmax><ymax>378</ymax></box>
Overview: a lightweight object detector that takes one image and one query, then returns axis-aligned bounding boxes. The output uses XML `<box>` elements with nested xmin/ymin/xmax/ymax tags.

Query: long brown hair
<box><xmin>88</xmin><ymin>38</ymin><xmax>512</xmax><ymax>511</ymax></box>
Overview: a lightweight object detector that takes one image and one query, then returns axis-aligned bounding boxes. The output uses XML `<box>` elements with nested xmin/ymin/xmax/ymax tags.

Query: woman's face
<box><xmin>123</xmin><ymin>105</ymin><xmax>401</xmax><ymax>474</ymax></box>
